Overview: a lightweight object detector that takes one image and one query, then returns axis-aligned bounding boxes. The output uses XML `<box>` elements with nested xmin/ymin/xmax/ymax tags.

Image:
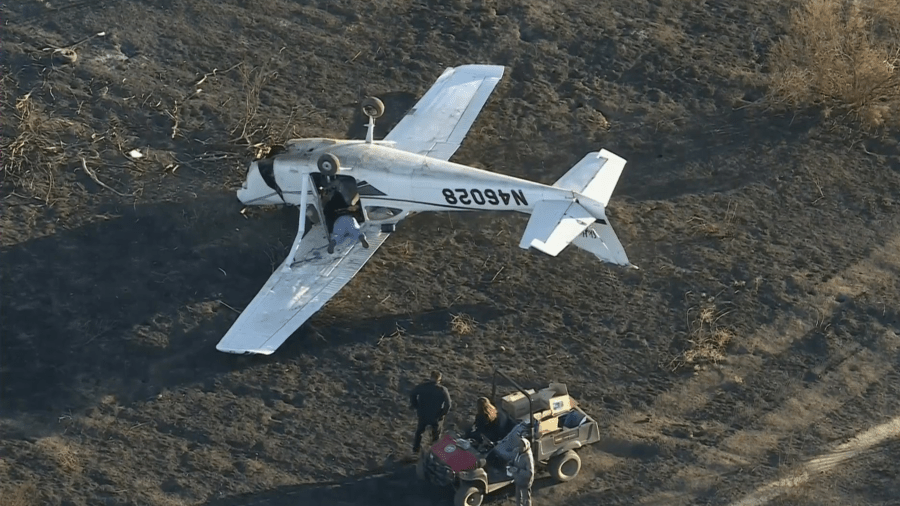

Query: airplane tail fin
<box><xmin>517</xmin><ymin>150</ymin><xmax>632</xmax><ymax>267</ymax></box>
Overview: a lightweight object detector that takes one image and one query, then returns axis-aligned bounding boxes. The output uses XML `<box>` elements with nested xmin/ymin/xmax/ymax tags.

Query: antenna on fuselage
<box><xmin>360</xmin><ymin>97</ymin><xmax>385</xmax><ymax>145</ymax></box>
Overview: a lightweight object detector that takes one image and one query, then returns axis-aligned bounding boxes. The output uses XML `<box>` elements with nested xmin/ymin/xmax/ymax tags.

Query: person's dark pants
<box><xmin>413</xmin><ymin>417</ymin><xmax>444</xmax><ymax>451</ymax></box>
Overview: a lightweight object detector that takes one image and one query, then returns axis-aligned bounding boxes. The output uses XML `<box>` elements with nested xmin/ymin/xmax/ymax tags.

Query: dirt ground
<box><xmin>2</xmin><ymin>1</ymin><xmax>900</xmax><ymax>505</ymax></box>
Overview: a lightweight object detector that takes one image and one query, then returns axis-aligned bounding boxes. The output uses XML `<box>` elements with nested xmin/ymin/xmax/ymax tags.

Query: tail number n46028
<box><xmin>442</xmin><ymin>188</ymin><xmax>527</xmax><ymax>206</ymax></box>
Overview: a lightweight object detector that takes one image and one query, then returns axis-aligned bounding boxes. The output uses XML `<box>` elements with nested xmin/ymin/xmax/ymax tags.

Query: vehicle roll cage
<box><xmin>490</xmin><ymin>367</ymin><xmax>537</xmax><ymax>447</ymax></box>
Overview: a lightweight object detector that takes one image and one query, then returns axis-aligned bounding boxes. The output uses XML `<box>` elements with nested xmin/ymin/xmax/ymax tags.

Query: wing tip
<box><xmin>527</xmin><ymin>238</ymin><xmax>564</xmax><ymax>257</ymax></box>
<box><xmin>451</xmin><ymin>63</ymin><xmax>505</xmax><ymax>79</ymax></box>
<box><xmin>216</xmin><ymin>342</ymin><xmax>275</xmax><ymax>355</ymax></box>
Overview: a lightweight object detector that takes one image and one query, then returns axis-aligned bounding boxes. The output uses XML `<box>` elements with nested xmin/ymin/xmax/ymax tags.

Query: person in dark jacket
<box><xmin>409</xmin><ymin>371</ymin><xmax>452</xmax><ymax>453</ymax></box>
<box><xmin>465</xmin><ymin>397</ymin><xmax>516</xmax><ymax>444</ymax></box>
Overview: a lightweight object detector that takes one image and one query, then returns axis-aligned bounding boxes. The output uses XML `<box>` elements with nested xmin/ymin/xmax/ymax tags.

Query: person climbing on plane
<box><xmin>321</xmin><ymin>179</ymin><xmax>369</xmax><ymax>254</ymax></box>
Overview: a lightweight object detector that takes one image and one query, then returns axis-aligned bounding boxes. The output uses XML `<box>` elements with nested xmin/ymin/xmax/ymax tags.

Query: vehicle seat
<box><xmin>491</xmin><ymin>422</ymin><xmax>528</xmax><ymax>463</ymax></box>
<box><xmin>561</xmin><ymin>409</ymin><xmax>587</xmax><ymax>428</ymax></box>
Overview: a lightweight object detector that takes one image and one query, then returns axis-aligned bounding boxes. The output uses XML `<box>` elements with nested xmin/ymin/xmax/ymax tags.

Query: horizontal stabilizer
<box><xmin>518</xmin><ymin>200</ymin><xmax>595</xmax><ymax>256</ymax></box>
<box><xmin>553</xmin><ymin>149</ymin><xmax>626</xmax><ymax>206</ymax></box>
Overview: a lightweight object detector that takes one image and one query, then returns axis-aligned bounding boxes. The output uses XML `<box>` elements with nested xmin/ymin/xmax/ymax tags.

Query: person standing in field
<box><xmin>507</xmin><ymin>437</ymin><xmax>535</xmax><ymax>506</ymax></box>
<box><xmin>409</xmin><ymin>371</ymin><xmax>452</xmax><ymax>453</ymax></box>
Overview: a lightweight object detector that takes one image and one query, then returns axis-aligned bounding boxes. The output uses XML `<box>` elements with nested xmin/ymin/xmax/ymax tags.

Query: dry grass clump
<box><xmin>1</xmin><ymin>91</ymin><xmax>84</xmax><ymax>201</ymax></box>
<box><xmin>2</xmin><ymin>482</ymin><xmax>38</xmax><ymax>506</ymax></box>
<box><xmin>767</xmin><ymin>0</ymin><xmax>900</xmax><ymax>130</ymax></box>
<box><xmin>450</xmin><ymin>312</ymin><xmax>477</xmax><ymax>335</ymax></box>
<box><xmin>33</xmin><ymin>436</ymin><xmax>83</xmax><ymax>474</ymax></box>
<box><xmin>666</xmin><ymin>303</ymin><xmax>734</xmax><ymax>371</ymax></box>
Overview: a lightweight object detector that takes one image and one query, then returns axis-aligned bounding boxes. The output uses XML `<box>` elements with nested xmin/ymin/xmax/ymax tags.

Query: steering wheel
<box><xmin>477</xmin><ymin>434</ymin><xmax>495</xmax><ymax>453</ymax></box>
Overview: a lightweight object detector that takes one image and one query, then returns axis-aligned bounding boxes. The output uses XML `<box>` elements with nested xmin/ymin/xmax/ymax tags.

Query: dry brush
<box><xmin>766</xmin><ymin>0</ymin><xmax>900</xmax><ymax>130</ymax></box>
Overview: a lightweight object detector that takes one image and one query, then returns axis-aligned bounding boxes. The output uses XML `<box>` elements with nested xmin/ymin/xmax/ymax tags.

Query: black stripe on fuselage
<box><xmin>356</xmin><ymin>180</ymin><xmax>387</xmax><ymax>196</ymax></box>
<box><xmin>360</xmin><ymin>196</ymin><xmax>607</xmax><ymax>224</ymax></box>
<box><xmin>362</xmin><ymin>196</ymin><xmax>485</xmax><ymax>211</ymax></box>
<box><xmin>257</xmin><ymin>158</ymin><xmax>285</xmax><ymax>201</ymax></box>
<box><xmin>242</xmin><ymin>193</ymin><xmax>607</xmax><ymax>225</ymax></box>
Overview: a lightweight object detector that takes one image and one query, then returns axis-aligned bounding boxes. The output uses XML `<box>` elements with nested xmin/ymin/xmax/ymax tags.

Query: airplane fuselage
<box><xmin>238</xmin><ymin>138</ymin><xmax>578</xmax><ymax>223</ymax></box>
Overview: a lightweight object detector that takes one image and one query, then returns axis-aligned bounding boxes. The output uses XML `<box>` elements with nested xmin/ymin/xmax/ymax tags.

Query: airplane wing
<box><xmin>216</xmin><ymin>222</ymin><xmax>389</xmax><ymax>354</ymax></box>
<box><xmin>383</xmin><ymin>64</ymin><xmax>504</xmax><ymax>161</ymax></box>
<box><xmin>217</xmin><ymin>175</ymin><xmax>389</xmax><ymax>355</ymax></box>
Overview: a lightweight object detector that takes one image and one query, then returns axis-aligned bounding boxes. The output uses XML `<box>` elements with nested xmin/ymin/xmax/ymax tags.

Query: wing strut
<box><xmin>286</xmin><ymin>174</ymin><xmax>310</xmax><ymax>269</ymax></box>
<box><xmin>365</xmin><ymin>115</ymin><xmax>375</xmax><ymax>144</ymax></box>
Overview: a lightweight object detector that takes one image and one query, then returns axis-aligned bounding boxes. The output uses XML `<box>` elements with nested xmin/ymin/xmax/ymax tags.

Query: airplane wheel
<box><xmin>361</xmin><ymin>96</ymin><xmax>385</xmax><ymax>119</ymax></box>
<box><xmin>317</xmin><ymin>153</ymin><xmax>340</xmax><ymax>176</ymax></box>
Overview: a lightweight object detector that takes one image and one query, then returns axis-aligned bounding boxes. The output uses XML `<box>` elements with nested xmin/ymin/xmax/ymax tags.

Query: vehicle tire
<box><xmin>361</xmin><ymin>96</ymin><xmax>385</xmax><ymax>119</ymax></box>
<box><xmin>317</xmin><ymin>153</ymin><xmax>340</xmax><ymax>176</ymax></box>
<box><xmin>454</xmin><ymin>485</ymin><xmax>484</xmax><ymax>506</ymax></box>
<box><xmin>548</xmin><ymin>450</ymin><xmax>581</xmax><ymax>482</ymax></box>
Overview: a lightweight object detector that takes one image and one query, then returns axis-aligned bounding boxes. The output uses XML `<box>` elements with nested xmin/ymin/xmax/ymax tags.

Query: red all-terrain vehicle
<box><xmin>417</xmin><ymin>369</ymin><xmax>601</xmax><ymax>506</ymax></box>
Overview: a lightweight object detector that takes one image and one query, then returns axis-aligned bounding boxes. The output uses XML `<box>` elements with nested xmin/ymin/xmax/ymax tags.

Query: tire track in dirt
<box><xmin>604</xmin><ymin>230</ymin><xmax>900</xmax><ymax>505</ymax></box>
<box><xmin>727</xmin><ymin>416</ymin><xmax>900</xmax><ymax>506</ymax></box>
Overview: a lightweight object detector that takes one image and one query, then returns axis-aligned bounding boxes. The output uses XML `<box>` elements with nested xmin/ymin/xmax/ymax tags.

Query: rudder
<box><xmin>571</xmin><ymin>221</ymin><xmax>631</xmax><ymax>266</ymax></box>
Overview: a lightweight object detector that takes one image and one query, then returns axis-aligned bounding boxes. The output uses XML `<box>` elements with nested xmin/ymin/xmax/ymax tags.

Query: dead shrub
<box><xmin>229</xmin><ymin>59</ymin><xmax>298</xmax><ymax>159</ymax></box>
<box><xmin>687</xmin><ymin>202</ymin><xmax>738</xmax><ymax>239</ymax></box>
<box><xmin>666</xmin><ymin>302</ymin><xmax>735</xmax><ymax>371</ymax></box>
<box><xmin>766</xmin><ymin>0</ymin><xmax>900</xmax><ymax>130</ymax></box>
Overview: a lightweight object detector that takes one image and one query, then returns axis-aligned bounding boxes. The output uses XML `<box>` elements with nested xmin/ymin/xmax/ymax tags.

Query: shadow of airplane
<box><xmin>0</xmin><ymin>193</ymin><xmax>510</xmax><ymax>418</ymax></box>
<box><xmin>0</xmin><ymin>194</ymin><xmax>288</xmax><ymax>414</ymax></box>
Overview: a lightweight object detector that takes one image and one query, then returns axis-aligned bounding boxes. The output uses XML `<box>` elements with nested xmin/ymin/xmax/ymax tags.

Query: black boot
<box><xmin>359</xmin><ymin>234</ymin><xmax>369</xmax><ymax>249</ymax></box>
<box><xmin>328</xmin><ymin>239</ymin><xmax>336</xmax><ymax>254</ymax></box>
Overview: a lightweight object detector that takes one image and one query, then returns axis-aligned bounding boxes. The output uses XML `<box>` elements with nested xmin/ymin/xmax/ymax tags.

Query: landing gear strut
<box><xmin>362</xmin><ymin>96</ymin><xmax>385</xmax><ymax>144</ymax></box>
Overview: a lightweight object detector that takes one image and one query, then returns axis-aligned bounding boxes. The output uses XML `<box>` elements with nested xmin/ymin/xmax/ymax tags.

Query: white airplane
<box><xmin>217</xmin><ymin>64</ymin><xmax>632</xmax><ymax>355</ymax></box>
